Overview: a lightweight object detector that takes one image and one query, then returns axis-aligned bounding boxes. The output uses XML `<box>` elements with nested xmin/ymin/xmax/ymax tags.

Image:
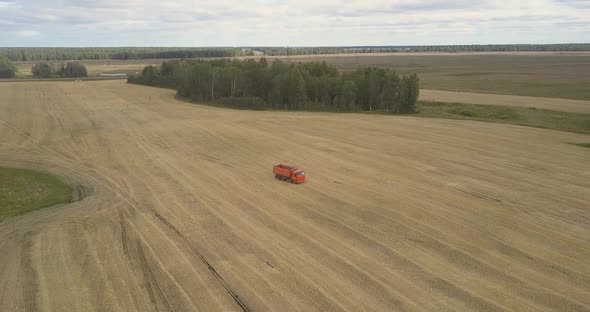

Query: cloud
<box><xmin>18</xmin><ymin>30</ymin><xmax>40</xmax><ymax>37</ymax></box>
<box><xmin>0</xmin><ymin>0</ymin><xmax>589</xmax><ymax>46</ymax></box>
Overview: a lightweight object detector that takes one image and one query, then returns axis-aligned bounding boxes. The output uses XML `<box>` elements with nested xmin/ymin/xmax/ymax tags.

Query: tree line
<box><xmin>0</xmin><ymin>55</ymin><xmax>89</xmax><ymax>79</ymax></box>
<box><xmin>2</xmin><ymin>44</ymin><xmax>588</xmax><ymax>62</ymax></box>
<box><xmin>256</xmin><ymin>44</ymin><xmax>590</xmax><ymax>56</ymax></box>
<box><xmin>0</xmin><ymin>48</ymin><xmax>251</xmax><ymax>62</ymax></box>
<box><xmin>32</xmin><ymin>62</ymin><xmax>88</xmax><ymax>78</ymax></box>
<box><xmin>128</xmin><ymin>58</ymin><xmax>419</xmax><ymax>113</ymax></box>
<box><xmin>110</xmin><ymin>49</ymin><xmax>243</xmax><ymax>60</ymax></box>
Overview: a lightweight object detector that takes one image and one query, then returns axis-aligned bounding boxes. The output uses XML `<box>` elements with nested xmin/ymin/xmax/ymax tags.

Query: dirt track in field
<box><xmin>0</xmin><ymin>80</ymin><xmax>589</xmax><ymax>312</ymax></box>
<box><xmin>420</xmin><ymin>89</ymin><xmax>590</xmax><ymax>113</ymax></box>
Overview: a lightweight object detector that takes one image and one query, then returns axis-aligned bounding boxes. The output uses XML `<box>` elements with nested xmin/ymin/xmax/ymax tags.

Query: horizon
<box><xmin>2</xmin><ymin>43</ymin><xmax>590</xmax><ymax>49</ymax></box>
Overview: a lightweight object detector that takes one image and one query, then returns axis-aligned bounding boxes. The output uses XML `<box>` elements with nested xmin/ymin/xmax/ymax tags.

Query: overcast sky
<box><xmin>1</xmin><ymin>0</ymin><xmax>589</xmax><ymax>47</ymax></box>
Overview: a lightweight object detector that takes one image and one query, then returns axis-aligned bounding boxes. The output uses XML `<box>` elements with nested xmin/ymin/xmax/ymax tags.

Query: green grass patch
<box><xmin>416</xmin><ymin>101</ymin><xmax>590</xmax><ymax>134</ymax></box>
<box><xmin>0</xmin><ymin>167</ymin><xmax>72</xmax><ymax>222</ymax></box>
<box><xmin>446</xmin><ymin>72</ymin><xmax>492</xmax><ymax>77</ymax></box>
<box><xmin>420</xmin><ymin>79</ymin><xmax>590</xmax><ymax>101</ymax></box>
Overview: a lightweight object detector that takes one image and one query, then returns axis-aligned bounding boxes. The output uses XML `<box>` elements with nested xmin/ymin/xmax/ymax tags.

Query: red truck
<box><xmin>273</xmin><ymin>164</ymin><xmax>306</xmax><ymax>184</ymax></box>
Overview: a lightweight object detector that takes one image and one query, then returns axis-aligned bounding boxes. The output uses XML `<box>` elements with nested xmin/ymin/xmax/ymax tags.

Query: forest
<box><xmin>0</xmin><ymin>47</ymin><xmax>250</xmax><ymax>62</ymax></box>
<box><xmin>256</xmin><ymin>43</ymin><xmax>590</xmax><ymax>55</ymax></box>
<box><xmin>1</xmin><ymin>44</ymin><xmax>588</xmax><ymax>62</ymax></box>
<box><xmin>128</xmin><ymin>58</ymin><xmax>419</xmax><ymax>113</ymax></box>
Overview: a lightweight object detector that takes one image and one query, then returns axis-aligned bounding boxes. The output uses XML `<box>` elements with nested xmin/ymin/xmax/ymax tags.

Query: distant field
<box><xmin>14</xmin><ymin>52</ymin><xmax>590</xmax><ymax>101</ymax></box>
<box><xmin>273</xmin><ymin>52</ymin><xmax>590</xmax><ymax>100</ymax></box>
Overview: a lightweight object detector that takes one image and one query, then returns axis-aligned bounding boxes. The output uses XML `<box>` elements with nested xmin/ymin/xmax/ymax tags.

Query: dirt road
<box><xmin>420</xmin><ymin>89</ymin><xmax>590</xmax><ymax>113</ymax></box>
<box><xmin>1</xmin><ymin>80</ymin><xmax>589</xmax><ymax>311</ymax></box>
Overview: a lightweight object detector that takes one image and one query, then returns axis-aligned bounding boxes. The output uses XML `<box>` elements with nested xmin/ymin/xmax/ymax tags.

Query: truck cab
<box><xmin>291</xmin><ymin>170</ymin><xmax>306</xmax><ymax>184</ymax></box>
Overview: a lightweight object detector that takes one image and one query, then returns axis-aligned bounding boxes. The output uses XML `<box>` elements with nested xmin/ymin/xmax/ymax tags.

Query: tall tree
<box><xmin>399</xmin><ymin>74</ymin><xmax>419</xmax><ymax>113</ymax></box>
<box><xmin>336</xmin><ymin>79</ymin><xmax>358</xmax><ymax>111</ymax></box>
<box><xmin>381</xmin><ymin>71</ymin><xmax>400</xmax><ymax>113</ymax></box>
<box><xmin>286</xmin><ymin>66</ymin><xmax>307</xmax><ymax>110</ymax></box>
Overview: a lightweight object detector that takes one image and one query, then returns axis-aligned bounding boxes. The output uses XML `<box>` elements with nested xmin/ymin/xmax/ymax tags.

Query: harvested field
<box><xmin>420</xmin><ymin>90</ymin><xmax>590</xmax><ymax>114</ymax></box>
<box><xmin>0</xmin><ymin>80</ymin><xmax>589</xmax><ymax>311</ymax></box>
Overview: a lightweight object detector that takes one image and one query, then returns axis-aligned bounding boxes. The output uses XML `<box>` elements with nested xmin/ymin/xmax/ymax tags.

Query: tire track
<box><xmin>151</xmin><ymin>210</ymin><xmax>253</xmax><ymax>312</ymax></box>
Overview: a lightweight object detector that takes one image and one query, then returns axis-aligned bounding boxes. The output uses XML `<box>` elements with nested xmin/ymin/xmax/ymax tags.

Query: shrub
<box><xmin>0</xmin><ymin>55</ymin><xmax>16</xmax><ymax>78</ymax></box>
<box><xmin>217</xmin><ymin>97</ymin><xmax>267</xmax><ymax>110</ymax></box>
<box><xmin>32</xmin><ymin>63</ymin><xmax>55</xmax><ymax>78</ymax></box>
<box><xmin>449</xmin><ymin>108</ymin><xmax>478</xmax><ymax>117</ymax></box>
<box><xmin>57</xmin><ymin>62</ymin><xmax>88</xmax><ymax>78</ymax></box>
<box><xmin>489</xmin><ymin>108</ymin><xmax>518</xmax><ymax>120</ymax></box>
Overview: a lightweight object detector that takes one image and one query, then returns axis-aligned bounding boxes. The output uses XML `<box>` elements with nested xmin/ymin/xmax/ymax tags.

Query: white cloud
<box><xmin>18</xmin><ymin>30</ymin><xmax>40</xmax><ymax>37</ymax></box>
<box><xmin>0</xmin><ymin>0</ymin><xmax>589</xmax><ymax>46</ymax></box>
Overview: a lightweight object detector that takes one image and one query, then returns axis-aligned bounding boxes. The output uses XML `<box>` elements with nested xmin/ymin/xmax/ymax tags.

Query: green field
<box><xmin>0</xmin><ymin>167</ymin><xmax>72</xmax><ymax>221</ymax></box>
<box><xmin>415</xmin><ymin>101</ymin><xmax>590</xmax><ymax>134</ymax></box>
<box><xmin>569</xmin><ymin>142</ymin><xmax>590</xmax><ymax>148</ymax></box>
